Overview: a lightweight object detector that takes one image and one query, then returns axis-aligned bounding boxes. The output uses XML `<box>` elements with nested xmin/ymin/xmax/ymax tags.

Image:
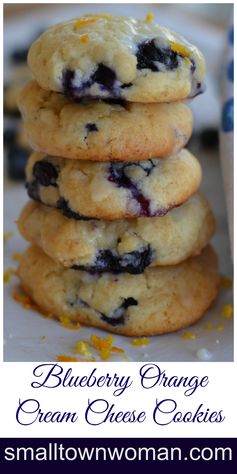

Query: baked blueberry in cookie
<box><xmin>136</xmin><ymin>39</ymin><xmax>179</xmax><ymax>71</ymax></box>
<box><xmin>85</xmin><ymin>123</ymin><xmax>98</xmax><ymax>132</ymax></box>
<box><xmin>67</xmin><ymin>294</ymin><xmax>137</xmax><ymax>326</ymax></box>
<box><xmin>33</xmin><ymin>160</ymin><xmax>58</xmax><ymax>186</ymax></box>
<box><xmin>71</xmin><ymin>245</ymin><xmax>153</xmax><ymax>274</ymax></box>
<box><xmin>108</xmin><ymin>161</ymin><xmax>167</xmax><ymax>217</ymax></box>
<box><xmin>101</xmin><ymin>297</ymin><xmax>138</xmax><ymax>326</ymax></box>
<box><xmin>56</xmin><ymin>198</ymin><xmax>91</xmax><ymax>221</ymax></box>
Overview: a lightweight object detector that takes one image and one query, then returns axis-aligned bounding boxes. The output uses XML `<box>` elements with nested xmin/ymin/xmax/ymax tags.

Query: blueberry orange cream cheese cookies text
<box><xmin>17</xmin><ymin>13</ymin><xmax>219</xmax><ymax>340</ymax></box>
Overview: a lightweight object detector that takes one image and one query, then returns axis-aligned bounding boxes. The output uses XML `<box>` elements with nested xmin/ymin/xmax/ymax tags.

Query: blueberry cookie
<box><xmin>27</xmin><ymin>14</ymin><xmax>205</xmax><ymax>103</ymax></box>
<box><xmin>18</xmin><ymin>245</ymin><xmax>218</xmax><ymax>336</ymax></box>
<box><xmin>25</xmin><ymin>149</ymin><xmax>201</xmax><ymax>220</ymax></box>
<box><xmin>4</xmin><ymin>65</ymin><xmax>32</xmax><ymax>116</ymax></box>
<box><xmin>19</xmin><ymin>81</ymin><xmax>192</xmax><ymax>161</ymax></box>
<box><xmin>17</xmin><ymin>194</ymin><xmax>215</xmax><ymax>273</ymax></box>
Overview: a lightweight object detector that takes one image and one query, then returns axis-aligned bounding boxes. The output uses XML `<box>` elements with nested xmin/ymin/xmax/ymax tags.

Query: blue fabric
<box><xmin>222</xmin><ymin>97</ymin><xmax>234</xmax><ymax>132</ymax></box>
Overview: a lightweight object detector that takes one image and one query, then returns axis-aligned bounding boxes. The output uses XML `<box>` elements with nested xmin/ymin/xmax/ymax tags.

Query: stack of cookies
<box><xmin>17</xmin><ymin>14</ymin><xmax>219</xmax><ymax>336</ymax></box>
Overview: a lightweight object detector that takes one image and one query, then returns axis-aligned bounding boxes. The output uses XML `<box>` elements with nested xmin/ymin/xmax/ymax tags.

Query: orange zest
<box><xmin>74</xmin><ymin>18</ymin><xmax>97</xmax><ymax>31</ymax></box>
<box><xmin>4</xmin><ymin>268</ymin><xmax>15</xmax><ymax>283</ymax></box>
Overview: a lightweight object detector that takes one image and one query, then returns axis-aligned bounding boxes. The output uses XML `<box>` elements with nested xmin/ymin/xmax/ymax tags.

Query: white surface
<box><xmin>4</xmin><ymin>5</ymin><xmax>233</xmax><ymax>362</ymax></box>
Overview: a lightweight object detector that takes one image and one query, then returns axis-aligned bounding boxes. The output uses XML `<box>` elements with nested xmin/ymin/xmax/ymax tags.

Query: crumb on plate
<box><xmin>196</xmin><ymin>348</ymin><xmax>212</xmax><ymax>361</ymax></box>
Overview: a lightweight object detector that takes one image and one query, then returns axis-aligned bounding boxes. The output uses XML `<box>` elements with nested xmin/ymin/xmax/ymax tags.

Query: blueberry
<box><xmin>26</xmin><ymin>180</ymin><xmax>40</xmax><ymax>201</ymax></box>
<box><xmin>136</xmin><ymin>39</ymin><xmax>179</xmax><ymax>71</ymax></box>
<box><xmin>91</xmin><ymin>63</ymin><xmax>116</xmax><ymax>91</ymax></box>
<box><xmin>66</xmin><ymin>294</ymin><xmax>137</xmax><ymax>326</ymax></box>
<box><xmin>67</xmin><ymin>296</ymin><xmax>90</xmax><ymax>308</ymax></box>
<box><xmin>33</xmin><ymin>161</ymin><xmax>58</xmax><ymax>186</ymax></box>
<box><xmin>62</xmin><ymin>69</ymin><xmax>76</xmax><ymax>97</ymax></box>
<box><xmin>57</xmin><ymin>198</ymin><xmax>92</xmax><ymax>221</ymax></box>
<box><xmin>108</xmin><ymin>162</ymin><xmax>152</xmax><ymax>216</ymax></box>
<box><xmin>85</xmin><ymin>123</ymin><xmax>98</xmax><ymax>132</ymax></box>
<box><xmin>72</xmin><ymin>245</ymin><xmax>153</xmax><ymax>274</ymax></box>
<box><xmin>7</xmin><ymin>145</ymin><xmax>28</xmax><ymax>181</ymax></box>
<box><xmin>101</xmin><ymin>297</ymin><xmax>138</xmax><ymax>326</ymax></box>
<box><xmin>121</xmin><ymin>83</ymin><xmax>133</xmax><ymax>89</ymax></box>
<box><xmin>62</xmin><ymin>64</ymin><xmax>117</xmax><ymax>99</ymax></box>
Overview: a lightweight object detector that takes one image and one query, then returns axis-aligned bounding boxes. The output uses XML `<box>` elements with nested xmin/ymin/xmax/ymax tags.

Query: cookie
<box><xmin>25</xmin><ymin>149</ymin><xmax>201</xmax><ymax>219</ymax></box>
<box><xmin>27</xmin><ymin>14</ymin><xmax>205</xmax><ymax>103</ymax></box>
<box><xmin>18</xmin><ymin>245</ymin><xmax>219</xmax><ymax>336</ymax></box>
<box><xmin>4</xmin><ymin>65</ymin><xmax>32</xmax><ymax>116</ymax></box>
<box><xmin>18</xmin><ymin>81</ymin><xmax>192</xmax><ymax>161</ymax></box>
<box><xmin>17</xmin><ymin>194</ymin><xmax>215</xmax><ymax>273</ymax></box>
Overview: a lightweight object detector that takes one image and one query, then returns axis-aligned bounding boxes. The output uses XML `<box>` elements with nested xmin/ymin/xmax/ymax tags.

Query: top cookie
<box><xmin>28</xmin><ymin>14</ymin><xmax>205</xmax><ymax>102</ymax></box>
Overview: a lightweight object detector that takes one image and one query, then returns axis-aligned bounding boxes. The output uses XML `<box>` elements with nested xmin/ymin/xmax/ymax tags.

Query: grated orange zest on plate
<box><xmin>12</xmin><ymin>291</ymin><xmax>35</xmax><ymax>309</ymax></box>
<box><xmin>4</xmin><ymin>231</ymin><xmax>14</xmax><ymax>243</ymax></box>
<box><xmin>12</xmin><ymin>252</ymin><xmax>22</xmax><ymax>261</ymax></box>
<box><xmin>182</xmin><ymin>331</ymin><xmax>196</xmax><ymax>340</ymax></box>
<box><xmin>131</xmin><ymin>337</ymin><xmax>149</xmax><ymax>346</ymax></box>
<box><xmin>59</xmin><ymin>315</ymin><xmax>81</xmax><ymax>330</ymax></box>
<box><xmin>73</xmin><ymin>341</ymin><xmax>93</xmax><ymax>358</ymax></box>
<box><xmin>204</xmin><ymin>323</ymin><xmax>214</xmax><ymax>331</ymax></box>
<box><xmin>57</xmin><ymin>354</ymin><xmax>95</xmax><ymax>362</ymax></box>
<box><xmin>216</xmin><ymin>325</ymin><xmax>225</xmax><ymax>332</ymax></box>
<box><xmin>111</xmin><ymin>346</ymin><xmax>124</xmax><ymax>354</ymax></box>
<box><xmin>4</xmin><ymin>268</ymin><xmax>15</xmax><ymax>283</ymax></box>
<box><xmin>221</xmin><ymin>304</ymin><xmax>233</xmax><ymax>319</ymax></box>
<box><xmin>90</xmin><ymin>334</ymin><xmax>124</xmax><ymax>360</ymax></box>
<box><xmin>57</xmin><ymin>355</ymin><xmax>79</xmax><ymax>362</ymax></box>
<box><xmin>90</xmin><ymin>334</ymin><xmax>114</xmax><ymax>360</ymax></box>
